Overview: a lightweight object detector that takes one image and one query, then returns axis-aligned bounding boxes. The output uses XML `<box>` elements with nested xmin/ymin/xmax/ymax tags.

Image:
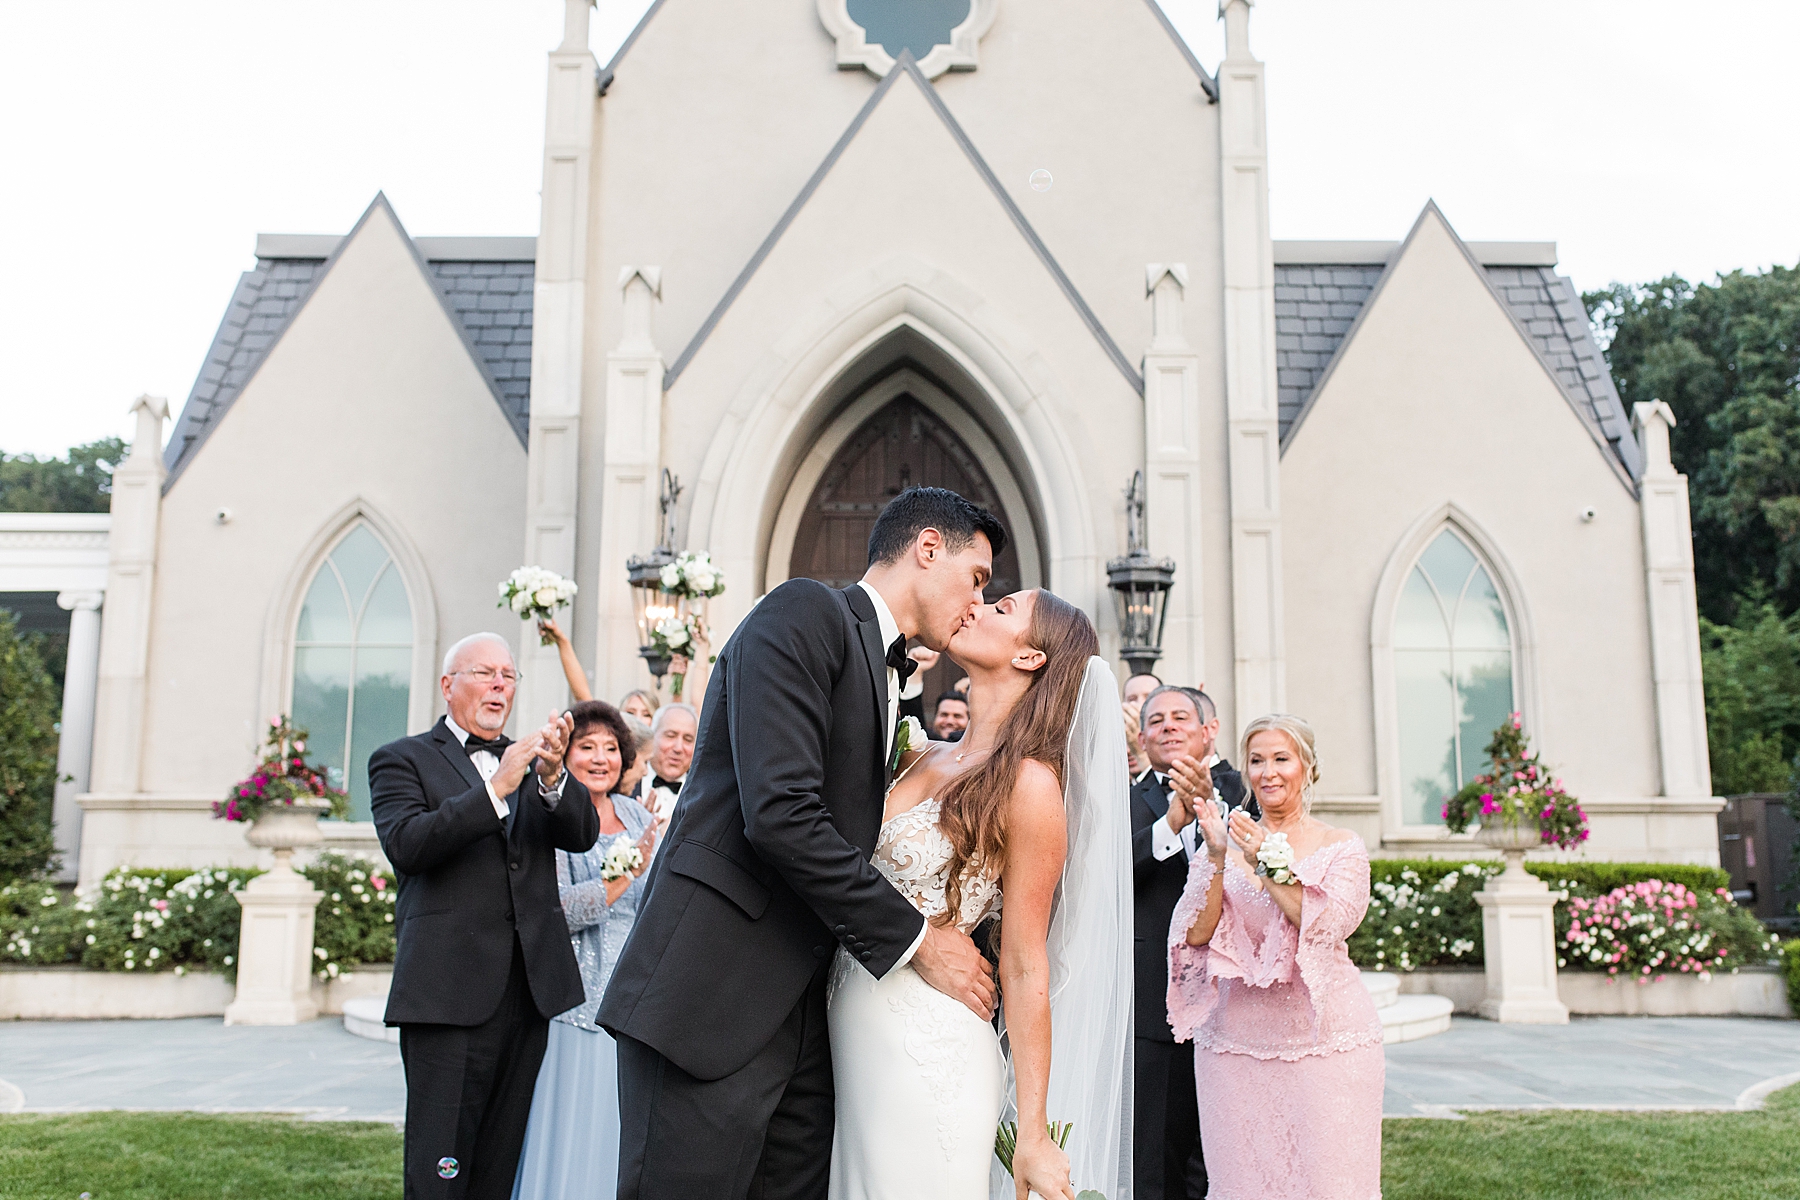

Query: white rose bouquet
<box><xmin>1254</xmin><ymin>830</ymin><xmax>1297</xmax><ymax>886</ymax></box>
<box><xmin>657</xmin><ymin>550</ymin><xmax>727</xmax><ymax>600</ymax></box>
<box><xmin>649</xmin><ymin>612</ymin><xmax>705</xmax><ymax>697</ymax></box>
<box><xmin>498</xmin><ymin>566</ymin><xmax>579</xmax><ymax>646</ymax></box>
<box><xmin>601</xmin><ymin>840</ymin><xmax>645</xmax><ymax>883</ymax></box>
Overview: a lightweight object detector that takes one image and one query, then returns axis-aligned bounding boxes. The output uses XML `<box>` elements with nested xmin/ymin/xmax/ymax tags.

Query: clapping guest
<box><xmin>1130</xmin><ymin>685</ymin><xmax>1248</xmax><ymax>1200</ymax></box>
<box><xmin>1122</xmin><ymin>671</ymin><xmax>1162</xmax><ymax>780</ymax></box>
<box><xmin>512</xmin><ymin>701</ymin><xmax>659</xmax><ymax>1200</ymax></box>
<box><xmin>369</xmin><ymin>633</ymin><xmax>599</xmax><ymax>1200</ymax></box>
<box><xmin>630</xmin><ymin>702</ymin><xmax>696</xmax><ymax>824</ymax></box>
<box><xmin>1169</xmin><ymin>716</ymin><xmax>1383</xmax><ymax>1200</ymax></box>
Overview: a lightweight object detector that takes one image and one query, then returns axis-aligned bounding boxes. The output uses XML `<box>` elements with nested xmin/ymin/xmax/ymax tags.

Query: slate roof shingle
<box><xmin>428</xmin><ymin>259</ymin><xmax>536</xmax><ymax>435</ymax></box>
<box><xmin>1273</xmin><ymin>264</ymin><xmax>1385</xmax><ymax>432</ymax></box>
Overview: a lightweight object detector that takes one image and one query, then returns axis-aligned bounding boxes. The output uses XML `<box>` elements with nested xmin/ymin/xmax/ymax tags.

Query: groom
<box><xmin>601</xmin><ymin>487</ymin><xmax>1007</xmax><ymax>1200</ymax></box>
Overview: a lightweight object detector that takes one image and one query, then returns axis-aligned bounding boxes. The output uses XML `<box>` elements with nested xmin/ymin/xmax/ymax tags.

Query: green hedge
<box><xmin>1786</xmin><ymin>940</ymin><xmax>1800</xmax><ymax>1016</ymax></box>
<box><xmin>1352</xmin><ymin>858</ymin><xmax>1773</xmax><ymax>976</ymax></box>
<box><xmin>0</xmin><ymin>853</ymin><xmax>396</xmax><ymax>980</ymax></box>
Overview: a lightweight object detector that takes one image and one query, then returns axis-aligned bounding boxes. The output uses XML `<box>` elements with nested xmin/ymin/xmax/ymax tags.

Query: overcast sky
<box><xmin>3</xmin><ymin>0</ymin><xmax>1794</xmax><ymax>456</ymax></box>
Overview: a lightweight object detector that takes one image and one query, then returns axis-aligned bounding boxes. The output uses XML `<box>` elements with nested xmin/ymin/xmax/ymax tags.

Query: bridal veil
<box><xmin>994</xmin><ymin>655</ymin><xmax>1134</xmax><ymax>1198</ymax></box>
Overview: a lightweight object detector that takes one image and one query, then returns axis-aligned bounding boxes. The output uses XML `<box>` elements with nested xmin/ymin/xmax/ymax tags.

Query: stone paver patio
<box><xmin>1</xmin><ymin>1014</ymin><xmax>1797</xmax><ymax>1122</ymax></box>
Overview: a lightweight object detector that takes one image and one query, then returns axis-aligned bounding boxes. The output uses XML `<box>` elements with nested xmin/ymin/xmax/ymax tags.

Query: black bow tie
<box><xmin>651</xmin><ymin>775</ymin><xmax>683</xmax><ymax>793</ymax></box>
<box><xmin>463</xmin><ymin>734</ymin><xmax>510</xmax><ymax>758</ymax></box>
<box><xmin>886</xmin><ymin>636</ymin><xmax>918</xmax><ymax>686</ymax></box>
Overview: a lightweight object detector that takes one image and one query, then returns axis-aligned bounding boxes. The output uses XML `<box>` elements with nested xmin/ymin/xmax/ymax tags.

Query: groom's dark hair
<box><xmin>866</xmin><ymin>487</ymin><xmax>1007</xmax><ymax>568</ymax></box>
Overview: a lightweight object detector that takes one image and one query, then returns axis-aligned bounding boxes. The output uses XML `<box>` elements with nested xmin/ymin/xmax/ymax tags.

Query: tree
<box><xmin>0</xmin><ymin>610</ymin><xmax>59</xmax><ymax>881</ymax></box>
<box><xmin>0</xmin><ymin>436</ymin><xmax>130</xmax><ymax>514</ymax></box>
<box><xmin>1698</xmin><ymin>593</ymin><xmax>1800</xmax><ymax>795</ymax></box>
<box><xmin>1586</xmin><ymin>266</ymin><xmax>1800</xmax><ymax>625</ymax></box>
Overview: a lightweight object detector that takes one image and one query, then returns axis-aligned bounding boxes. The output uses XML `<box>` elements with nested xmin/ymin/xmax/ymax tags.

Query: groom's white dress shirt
<box><xmin>444</xmin><ymin>713</ymin><xmax>566</xmax><ymax>822</ymax></box>
<box><xmin>858</xmin><ymin>580</ymin><xmax>929</xmax><ymax>971</ymax></box>
<box><xmin>1149</xmin><ymin>753</ymin><xmax>1220</xmax><ymax>862</ymax></box>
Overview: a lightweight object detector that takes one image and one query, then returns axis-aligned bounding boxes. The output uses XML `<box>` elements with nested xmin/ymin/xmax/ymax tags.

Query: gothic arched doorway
<box><xmin>789</xmin><ymin>395</ymin><xmax>1024</xmax><ymax>704</ymax></box>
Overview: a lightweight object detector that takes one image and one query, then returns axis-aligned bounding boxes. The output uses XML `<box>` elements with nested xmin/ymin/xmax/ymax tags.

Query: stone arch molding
<box><xmin>817</xmin><ymin>0</ymin><xmax>999</xmax><ymax>80</ymax></box>
<box><xmin>1368</xmin><ymin>501</ymin><xmax>1541</xmax><ymax>841</ymax></box>
<box><xmin>258</xmin><ymin>497</ymin><xmax>440</xmax><ymax>755</ymax></box>
<box><xmin>687</xmin><ymin>255</ymin><xmax>1098</xmax><ymax>635</ymax></box>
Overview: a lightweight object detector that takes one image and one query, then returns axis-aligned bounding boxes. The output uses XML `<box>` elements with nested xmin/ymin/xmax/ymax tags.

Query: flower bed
<box><xmin>0</xmin><ymin>852</ymin><xmax>396</xmax><ymax>980</ymax></box>
<box><xmin>1350</xmin><ymin>859</ymin><xmax>1778</xmax><ymax>979</ymax></box>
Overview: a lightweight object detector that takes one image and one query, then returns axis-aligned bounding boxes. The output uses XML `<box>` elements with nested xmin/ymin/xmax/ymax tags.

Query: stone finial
<box><xmin>1146</xmin><ymin>264</ymin><xmax>1189</xmax><ymax>349</ymax></box>
<box><xmin>617</xmin><ymin>267</ymin><xmax>663</xmax><ymax>355</ymax></box>
<box><xmin>558</xmin><ymin>0</ymin><xmax>594</xmax><ymax>53</ymax></box>
<box><xmin>1220</xmin><ymin>0</ymin><xmax>1254</xmax><ymax>62</ymax></box>
<box><xmin>127</xmin><ymin>395</ymin><xmax>168</xmax><ymax>464</ymax></box>
<box><xmin>1632</xmin><ymin>399</ymin><xmax>1678</xmax><ymax>478</ymax></box>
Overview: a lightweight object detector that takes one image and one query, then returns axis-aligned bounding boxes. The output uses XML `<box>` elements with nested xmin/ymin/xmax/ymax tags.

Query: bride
<box><xmin>828</xmin><ymin>589</ymin><xmax>1133</xmax><ymax>1200</ymax></box>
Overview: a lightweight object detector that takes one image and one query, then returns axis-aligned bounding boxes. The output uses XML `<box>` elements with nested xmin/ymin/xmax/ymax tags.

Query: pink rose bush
<box><xmin>1557</xmin><ymin>879</ymin><xmax>1780</xmax><ymax>982</ymax></box>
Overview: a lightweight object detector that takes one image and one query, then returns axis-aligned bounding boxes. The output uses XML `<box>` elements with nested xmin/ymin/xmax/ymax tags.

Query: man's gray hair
<box><xmin>441</xmin><ymin>632</ymin><xmax>513</xmax><ymax>677</ymax></box>
<box><xmin>651</xmin><ymin>701</ymin><xmax>699</xmax><ymax>736</ymax></box>
<box><xmin>1142</xmin><ymin>684</ymin><xmax>1216</xmax><ymax>724</ymax></box>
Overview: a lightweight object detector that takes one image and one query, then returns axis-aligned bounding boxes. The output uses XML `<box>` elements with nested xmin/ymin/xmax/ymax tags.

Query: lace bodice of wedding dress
<box><xmin>870</xmin><ymin>798</ymin><xmax>1002</xmax><ymax>933</ymax></box>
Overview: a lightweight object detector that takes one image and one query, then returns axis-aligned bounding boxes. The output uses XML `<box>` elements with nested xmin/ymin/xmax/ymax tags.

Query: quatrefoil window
<box><xmin>818</xmin><ymin>0</ymin><xmax>998</xmax><ymax>79</ymax></box>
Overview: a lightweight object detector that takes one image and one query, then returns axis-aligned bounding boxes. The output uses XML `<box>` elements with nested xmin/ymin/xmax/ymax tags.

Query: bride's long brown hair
<box><xmin>936</xmin><ymin>589</ymin><xmax>1099</xmax><ymax>924</ymax></box>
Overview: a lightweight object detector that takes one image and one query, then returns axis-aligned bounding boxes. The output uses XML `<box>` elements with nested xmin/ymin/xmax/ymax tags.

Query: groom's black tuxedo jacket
<box><xmin>1132</xmin><ymin>761</ymin><xmax>1252</xmax><ymax>1042</ymax></box>
<box><xmin>600</xmin><ymin>579</ymin><xmax>927</xmax><ymax>1080</ymax></box>
<box><xmin>369</xmin><ymin>717</ymin><xmax>599</xmax><ymax>1027</ymax></box>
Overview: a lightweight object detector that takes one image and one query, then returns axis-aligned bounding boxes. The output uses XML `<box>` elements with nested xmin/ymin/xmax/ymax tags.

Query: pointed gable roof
<box><xmin>163</xmin><ymin>194</ymin><xmax>534</xmax><ymax>490</ymax></box>
<box><xmin>1276</xmin><ymin>202</ymin><xmax>1640</xmax><ymax>486</ymax></box>
<box><xmin>662</xmin><ymin>52</ymin><xmax>1143</xmax><ymax>397</ymax></box>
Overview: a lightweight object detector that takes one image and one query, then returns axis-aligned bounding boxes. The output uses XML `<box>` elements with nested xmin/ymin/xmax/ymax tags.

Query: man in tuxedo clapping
<box><xmin>1131</xmin><ymin>685</ymin><xmax>1254</xmax><ymax>1200</ymax></box>
<box><xmin>370</xmin><ymin>632</ymin><xmax>600</xmax><ymax>1199</ymax></box>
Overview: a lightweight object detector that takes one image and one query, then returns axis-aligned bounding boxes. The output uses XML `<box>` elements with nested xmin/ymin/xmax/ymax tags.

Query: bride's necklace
<box><xmin>954</xmin><ymin>744</ymin><xmax>992</xmax><ymax>764</ymax></box>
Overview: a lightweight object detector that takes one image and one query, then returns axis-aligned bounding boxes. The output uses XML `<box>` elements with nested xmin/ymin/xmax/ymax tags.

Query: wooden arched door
<box><xmin>790</xmin><ymin>396</ymin><xmax>1022</xmax><ymax>704</ymax></box>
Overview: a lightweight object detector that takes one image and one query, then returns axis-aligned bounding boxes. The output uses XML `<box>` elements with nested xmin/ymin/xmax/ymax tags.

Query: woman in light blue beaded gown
<box><xmin>514</xmin><ymin>700</ymin><xmax>662</xmax><ymax>1200</ymax></box>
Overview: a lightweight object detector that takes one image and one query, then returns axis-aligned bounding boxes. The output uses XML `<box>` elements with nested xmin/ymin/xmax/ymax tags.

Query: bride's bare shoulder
<box><xmin>1010</xmin><ymin>758</ymin><xmax>1063</xmax><ymax>815</ymax></box>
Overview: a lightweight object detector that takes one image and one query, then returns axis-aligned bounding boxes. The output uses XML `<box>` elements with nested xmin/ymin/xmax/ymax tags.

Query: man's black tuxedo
<box><xmin>370</xmin><ymin>717</ymin><xmax>599</xmax><ymax>1199</ymax></box>
<box><xmin>1131</xmin><ymin>760</ymin><xmax>1251</xmax><ymax>1200</ymax></box>
<box><xmin>601</xmin><ymin>579</ymin><xmax>926</xmax><ymax>1200</ymax></box>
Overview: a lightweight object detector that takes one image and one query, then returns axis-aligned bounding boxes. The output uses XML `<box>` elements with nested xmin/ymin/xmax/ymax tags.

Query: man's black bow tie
<box><xmin>651</xmin><ymin>775</ymin><xmax>683</xmax><ymax>793</ymax></box>
<box><xmin>886</xmin><ymin>636</ymin><xmax>918</xmax><ymax>686</ymax></box>
<box><xmin>463</xmin><ymin>734</ymin><xmax>510</xmax><ymax>758</ymax></box>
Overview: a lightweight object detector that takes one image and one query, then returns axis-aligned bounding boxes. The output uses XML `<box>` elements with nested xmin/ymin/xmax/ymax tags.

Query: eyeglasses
<box><xmin>453</xmin><ymin>668</ymin><xmax>522</xmax><ymax>686</ymax></box>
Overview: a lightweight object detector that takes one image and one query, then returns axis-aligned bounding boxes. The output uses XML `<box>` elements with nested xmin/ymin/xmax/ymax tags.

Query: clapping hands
<box><xmin>490</xmin><ymin>712</ymin><xmax>577</xmax><ymax>796</ymax></box>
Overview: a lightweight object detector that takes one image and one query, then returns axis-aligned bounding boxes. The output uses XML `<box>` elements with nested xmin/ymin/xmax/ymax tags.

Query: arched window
<box><xmin>291</xmin><ymin>524</ymin><xmax>413</xmax><ymax>821</ymax></box>
<box><xmin>1393</xmin><ymin>528</ymin><xmax>1515</xmax><ymax>825</ymax></box>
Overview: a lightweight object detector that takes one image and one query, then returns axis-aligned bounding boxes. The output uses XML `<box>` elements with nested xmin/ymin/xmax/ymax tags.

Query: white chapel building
<box><xmin>57</xmin><ymin>0</ymin><xmax>1719</xmax><ymax>885</ymax></box>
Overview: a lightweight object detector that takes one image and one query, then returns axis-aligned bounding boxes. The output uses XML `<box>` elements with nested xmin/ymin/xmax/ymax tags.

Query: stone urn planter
<box><xmin>223</xmin><ymin>800</ymin><xmax>330</xmax><ymax>1027</ymax></box>
<box><xmin>1473</xmin><ymin>818</ymin><xmax>1569</xmax><ymax>1025</ymax></box>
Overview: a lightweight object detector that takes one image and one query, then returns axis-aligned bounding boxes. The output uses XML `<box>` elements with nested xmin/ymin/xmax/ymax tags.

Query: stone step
<box><xmin>342</xmin><ymin>995</ymin><xmax>399</xmax><ymax>1044</ymax></box>
<box><xmin>1380</xmin><ymin>993</ymin><xmax>1455</xmax><ymax>1044</ymax></box>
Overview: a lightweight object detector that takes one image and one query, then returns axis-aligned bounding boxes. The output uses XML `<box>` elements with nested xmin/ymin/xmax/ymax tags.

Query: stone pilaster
<box><xmin>519</xmin><ymin>0</ymin><xmax>597</xmax><ymax>723</ymax></box>
<box><xmin>88</xmin><ymin>395</ymin><xmax>166</xmax><ymax>798</ymax></box>
<box><xmin>1217</xmin><ymin>0</ymin><xmax>1285</xmax><ymax>733</ymax></box>
<box><xmin>1142</xmin><ymin>263</ymin><xmax>1207</xmax><ymax>688</ymax></box>
<box><xmin>596</xmin><ymin>269</ymin><xmax>666</xmax><ymax>702</ymax></box>
<box><xmin>1634</xmin><ymin>400</ymin><xmax>1712</xmax><ymax>798</ymax></box>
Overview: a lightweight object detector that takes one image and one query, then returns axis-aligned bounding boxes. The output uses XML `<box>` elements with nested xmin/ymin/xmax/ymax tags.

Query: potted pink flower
<box><xmin>215</xmin><ymin>717</ymin><xmax>349</xmax><ymax>862</ymax></box>
<box><xmin>1441</xmin><ymin>714</ymin><xmax>1590</xmax><ymax>854</ymax></box>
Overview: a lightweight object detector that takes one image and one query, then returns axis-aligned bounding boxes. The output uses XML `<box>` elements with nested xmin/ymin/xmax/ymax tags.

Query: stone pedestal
<box><xmin>223</xmin><ymin>807</ymin><xmax>326</xmax><ymax>1026</ymax></box>
<box><xmin>1474</xmin><ymin>826</ymin><xmax>1569</xmax><ymax>1024</ymax></box>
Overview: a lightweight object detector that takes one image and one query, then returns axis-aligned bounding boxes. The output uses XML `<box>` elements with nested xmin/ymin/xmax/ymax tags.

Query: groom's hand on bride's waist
<box><xmin>910</xmin><ymin>922</ymin><xmax>997</xmax><ymax>1020</ymax></box>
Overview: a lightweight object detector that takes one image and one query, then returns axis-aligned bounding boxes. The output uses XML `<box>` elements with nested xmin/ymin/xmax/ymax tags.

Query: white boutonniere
<box><xmin>600</xmin><ymin>840</ymin><xmax>644</xmax><ymax>883</ymax></box>
<box><xmin>890</xmin><ymin>715</ymin><xmax>928</xmax><ymax>774</ymax></box>
<box><xmin>1254</xmin><ymin>831</ymin><xmax>1296</xmax><ymax>885</ymax></box>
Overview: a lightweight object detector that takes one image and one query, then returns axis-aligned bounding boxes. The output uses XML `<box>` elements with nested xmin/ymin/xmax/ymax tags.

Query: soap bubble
<box><xmin>438</xmin><ymin>1157</ymin><xmax>460</xmax><ymax>1179</ymax></box>
<box><xmin>1028</xmin><ymin>169</ymin><xmax>1053</xmax><ymax>192</ymax></box>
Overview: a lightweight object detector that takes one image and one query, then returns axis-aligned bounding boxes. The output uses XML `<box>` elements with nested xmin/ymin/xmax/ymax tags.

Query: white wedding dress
<box><xmin>827</xmin><ymin>795</ymin><xmax>1006</xmax><ymax>1199</ymax></box>
<box><xmin>827</xmin><ymin>658</ymin><xmax>1134</xmax><ymax>1200</ymax></box>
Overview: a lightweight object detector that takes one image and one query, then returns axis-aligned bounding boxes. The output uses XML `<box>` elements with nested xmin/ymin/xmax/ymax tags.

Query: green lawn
<box><xmin>1</xmin><ymin>1089</ymin><xmax>1797</xmax><ymax>1200</ymax></box>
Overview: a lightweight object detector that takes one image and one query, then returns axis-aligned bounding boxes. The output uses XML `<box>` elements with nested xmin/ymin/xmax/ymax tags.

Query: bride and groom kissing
<box><xmin>599</xmin><ymin>487</ymin><xmax>1132</xmax><ymax>1200</ymax></box>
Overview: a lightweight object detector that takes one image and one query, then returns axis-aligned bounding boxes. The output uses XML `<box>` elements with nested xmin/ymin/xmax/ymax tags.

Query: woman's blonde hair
<box><xmin>1239</xmin><ymin>714</ymin><xmax>1320</xmax><ymax>811</ymax></box>
<box><xmin>618</xmin><ymin>688</ymin><xmax>660</xmax><ymax>717</ymax></box>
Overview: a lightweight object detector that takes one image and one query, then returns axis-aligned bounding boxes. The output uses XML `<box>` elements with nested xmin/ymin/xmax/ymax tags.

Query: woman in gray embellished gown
<box><xmin>513</xmin><ymin>700</ymin><xmax>661</xmax><ymax>1200</ymax></box>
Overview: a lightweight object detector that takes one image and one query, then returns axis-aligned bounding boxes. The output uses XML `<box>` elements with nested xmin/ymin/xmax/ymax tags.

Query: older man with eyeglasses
<box><xmin>370</xmin><ymin>632</ymin><xmax>600</xmax><ymax>1200</ymax></box>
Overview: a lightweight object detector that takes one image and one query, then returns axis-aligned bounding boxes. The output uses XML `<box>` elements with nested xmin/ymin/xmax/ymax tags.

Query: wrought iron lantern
<box><xmin>627</xmin><ymin>470</ymin><xmax>683</xmax><ymax>680</ymax></box>
<box><xmin>1105</xmin><ymin>471</ymin><xmax>1176</xmax><ymax>678</ymax></box>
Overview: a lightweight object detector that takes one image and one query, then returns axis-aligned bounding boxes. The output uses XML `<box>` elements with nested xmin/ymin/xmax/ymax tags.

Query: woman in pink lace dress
<box><xmin>1167</xmin><ymin>714</ymin><xmax>1383</xmax><ymax>1200</ymax></box>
